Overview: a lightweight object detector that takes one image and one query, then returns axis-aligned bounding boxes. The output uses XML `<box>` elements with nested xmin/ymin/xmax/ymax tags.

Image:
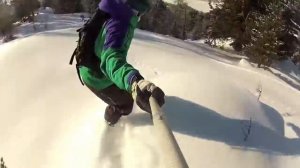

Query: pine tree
<box><xmin>0</xmin><ymin>2</ymin><xmax>15</xmax><ymax>38</ymax></box>
<box><xmin>188</xmin><ymin>10</ymin><xmax>205</xmax><ymax>40</ymax></box>
<box><xmin>244</xmin><ymin>2</ymin><xmax>285</xmax><ymax>67</ymax></box>
<box><xmin>208</xmin><ymin>0</ymin><xmax>300</xmax><ymax>66</ymax></box>
<box><xmin>81</xmin><ymin>0</ymin><xmax>100</xmax><ymax>13</ymax></box>
<box><xmin>174</xmin><ymin>0</ymin><xmax>188</xmax><ymax>39</ymax></box>
<box><xmin>41</xmin><ymin>0</ymin><xmax>55</xmax><ymax>8</ymax></box>
<box><xmin>0</xmin><ymin>157</ymin><xmax>7</xmax><ymax>168</ymax></box>
<box><xmin>52</xmin><ymin>0</ymin><xmax>82</xmax><ymax>13</ymax></box>
<box><xmin>11</xmin><ymin>0</ymin><xmax>40</xmax><ymax>20</ymax></box>
<box><xmin>280</xmin><ymin>0</ymin><xmax>300</xmax><ymax>64</ymax></box>
<box><xmin>140</xmin><ymin>0</ymin><xmax>208</xmax><ymax>40</ymax></box>
<box><xmin>207</xmin><ymin>0</ymin><xmax>246</xmax><ymax>49</ymax></box>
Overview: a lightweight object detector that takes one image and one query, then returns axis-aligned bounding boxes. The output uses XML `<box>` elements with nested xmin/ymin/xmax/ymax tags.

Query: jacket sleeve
<box><xmin>97</xmin><ymin>19</ymin><xmax>142</xmax><ymax>92</ymax></box>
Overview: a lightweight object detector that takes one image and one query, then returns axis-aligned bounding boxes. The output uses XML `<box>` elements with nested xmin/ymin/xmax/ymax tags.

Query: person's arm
<box><xmin>97</xmin><ymin>19</ymin><xmax>142</xmax><ymax>92</ymax></box>
<box><xmin>98</xmin><ymin>18</ymin><xmax>165</xmax><ymax>112</ymax></box>
<box><xmin>100</xmin><ymin>48</ymin><xmax>142</xmax><ymax>92</ymax></box>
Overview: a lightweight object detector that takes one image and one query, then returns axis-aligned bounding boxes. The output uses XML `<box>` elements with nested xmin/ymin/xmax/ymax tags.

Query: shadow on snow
<box><xmin>128</xmin><ymin>96</ymin><xmax>300</xmax><ymax>155</ymax></box>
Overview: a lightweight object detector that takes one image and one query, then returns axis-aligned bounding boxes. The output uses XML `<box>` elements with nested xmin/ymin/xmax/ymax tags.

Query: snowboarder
<box><xmin>78</xmin><ymin>0</ymin><xmax>165</xmax><ymax>125</ymax></box>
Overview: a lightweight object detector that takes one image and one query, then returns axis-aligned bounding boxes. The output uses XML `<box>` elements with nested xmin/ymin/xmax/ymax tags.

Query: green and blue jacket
<box><xmin>79</xmin><ymin>0</ymin><xmax>143</xmax><ymax>93</ymax></box>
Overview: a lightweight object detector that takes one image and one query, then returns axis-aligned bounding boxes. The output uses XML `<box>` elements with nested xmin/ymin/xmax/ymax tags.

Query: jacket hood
<box><xmin>99</xmin><ymin>0</ymin><xmax>134</xmax><ymax>22</ymax></box>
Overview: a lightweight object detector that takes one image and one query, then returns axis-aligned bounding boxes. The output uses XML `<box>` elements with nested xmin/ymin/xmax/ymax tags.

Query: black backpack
<box><xmin>69</xmin><ymin>9</ymin><xmax>110</xmax><ymax>85</ymax></box>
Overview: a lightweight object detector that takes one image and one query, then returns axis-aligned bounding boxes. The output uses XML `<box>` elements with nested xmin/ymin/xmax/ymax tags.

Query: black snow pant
<box><xmin>86</xmin><ymin>84</ymin><xmax>134</xmax><ymax>115</ymax></box>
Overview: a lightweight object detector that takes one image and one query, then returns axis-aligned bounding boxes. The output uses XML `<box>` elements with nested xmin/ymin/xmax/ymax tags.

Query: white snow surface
<box><xmin>1</xmin><ymin>14</ymin><xmax>300</xmax><ymax>168</ymax></box>
<box><xmin>14</xmin><ymin>12</ymin><xmax>87</xmax><ymax>40</ymax></box>
<box><xmin>164</xmin><ymin>0</ymin><xmax>211</xmax><ymax>12</ymax></box>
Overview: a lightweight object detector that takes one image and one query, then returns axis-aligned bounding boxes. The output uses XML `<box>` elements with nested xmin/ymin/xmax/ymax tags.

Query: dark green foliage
<box><xmin>48</xmin><ymin>0</ymin><xmax>100</xmax><ymax>14</ymax></box>
<box><xmin>42</xmin><ymin>0</ymin><xmax>100</xmax><ymax>13</ymax></box>
<box><xmin>0</xmin><ymin>157</ymin><xmax>7</xmax><ymax>168</ymax></box>
<box><xmin>208</xmin><ymin>0</ymin><xmax>258</xmax><ymax>50</ymax></box>
<box><xmin>81</xmin><ymin>0</ymin><xmax>95</xmax><ymax>13</ymax></box>
<box><xmin>139</xmin><ymin>0</ymin><xmax>208</xmax><ymax>40</ymax></box>
<box><xmin>41</xmin><ymin>0</ymin><xmax>55</xmax><ymax>8</ymax></box>
<box><xmin>244</xmin><ymin>3</ymin><xmax>285</xmax><ymax>67</ymax></box>
<box><xmin>81</xmin><ymin>0</ymin><xmax>101</xmax><ymax>13</ymax></box>
<box><xmin>0</xmin><ymin>2</ymin><xmax>15</xmax><ymax>38</ymax></box>
<box><xmin>280</xmin><ymin>0</ymin><xmax>300</xmax><ymax>64</ymax></box>
<box><xmin>208</xmin><ymin>0</ymin><xmax>240</xmax><ymax>40</ymax></box>
<box><xmin>139</xmin><ymin>0</ymin><xmax>172</xmax><ymax>34</ymax></box>
<box><xmin>0</xmin><ymin>0</ymin><xmax>7</xmax><ymax>4</ymax></box>
<box><xmin>52</xmin><ymin>0</ymin><xmax>82</xmax><ymax>13</ymax></box>
<box><xmin>38</xmin><ymin>0</ymin><xmax>207</xmax><ymax>39</ymax></box>
<box><xmin>11</xmin><ymin>0</ymin><xmax>40</xmax><ymax>20</ymax></box>
<box><xmin>208</xmin><ymin>0</ymin><xmax>300</xmax><ymax>66</ymax></box>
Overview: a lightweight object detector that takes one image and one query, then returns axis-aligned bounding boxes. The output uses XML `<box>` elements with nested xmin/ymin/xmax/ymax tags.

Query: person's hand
<box><xmin>131</xmin><ymin>80</ymin><xmax>165</xmax><ymax>113</ymax></box>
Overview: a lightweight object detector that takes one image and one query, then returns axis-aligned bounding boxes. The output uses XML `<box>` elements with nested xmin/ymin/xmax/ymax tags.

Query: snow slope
<box><xmin>14</xmin><ymin>12</ymin><xmax>87</xmax><ymax>39</ymax></box>
<box><xmin>1</xmin><ymin>12</ymin><xmax>87</xmax><ymax>45</ymax></box>
<box><xmin>0</xmin><ymin>27</ymin><xmax>300</xmax><ymax>167</ymax></box>
<box><xmin>164</xmin><ymin>0</ymin><xmax>211</xmax><ymax>12</ymax></box>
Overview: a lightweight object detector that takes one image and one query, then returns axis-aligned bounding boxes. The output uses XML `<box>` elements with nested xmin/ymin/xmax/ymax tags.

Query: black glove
<box><xmin>131</xmin><ymin>80</ymin><xmax>165</xmax><ymax>113</ymax></box>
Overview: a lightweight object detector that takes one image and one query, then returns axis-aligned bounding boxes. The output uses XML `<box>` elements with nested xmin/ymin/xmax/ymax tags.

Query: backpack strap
<box><xmin>69</xmin><ymin>28</ymin><xmax>83</xmax><ymax>66</ymax></box>
<box><xmin>76</xmin><ymin>64</ymin><xmax>85</xmax><ymax>85</ymax></box>
<box><xmin>69</xmin><ymin>28</ymin><xmax>81</xmax><ymax>65</ymax></box>
<box><xmin>70</xmin><ymin>10</ymin><xmax>110</xmax><ymax>86</ymax></box>
<box><xmin>70</xmin><ymin>28</ymin><xmax>85</xmax><ymax>85</ymax></box>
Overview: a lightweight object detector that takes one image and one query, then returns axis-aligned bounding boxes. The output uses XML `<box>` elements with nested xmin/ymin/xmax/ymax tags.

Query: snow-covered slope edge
<box><xmin>164</xmin><ymin>0</ymin><xmax>211</xmax><ymax>12</ymax></box>
<box><xmin>0</xmin><ymin>28</ymin><xmax>299</xmax><ymax>168</ymax></box>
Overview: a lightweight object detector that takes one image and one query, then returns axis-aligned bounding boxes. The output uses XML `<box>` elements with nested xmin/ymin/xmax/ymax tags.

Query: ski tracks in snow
<box><xmin>97</xmin><ymin>110</ymin><xmax>162</xmax><ymax>168</ymax></box>
<box><xmin>98</xmin><ymin>123</ymin><xmax>125</xmax><ymax>168</ymax></box>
